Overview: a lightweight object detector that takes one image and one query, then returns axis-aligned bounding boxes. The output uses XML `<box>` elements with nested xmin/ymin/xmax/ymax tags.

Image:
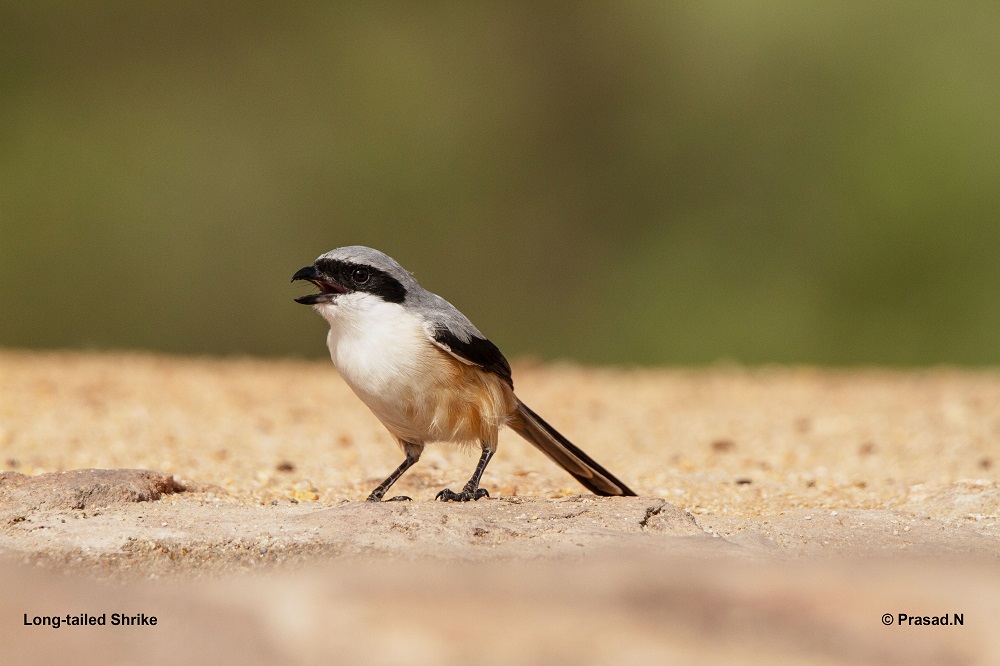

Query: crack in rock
<box><xmin>639</xmin><ymin>500</ymin><xmax>668</xmax><ymax>530</ymax></box>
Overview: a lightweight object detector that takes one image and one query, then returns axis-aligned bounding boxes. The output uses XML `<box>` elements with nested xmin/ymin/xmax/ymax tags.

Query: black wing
<box><xmin>426</xmin><ymin>323</ymin><xmax>513</xmax><ymax>389</ymax></box>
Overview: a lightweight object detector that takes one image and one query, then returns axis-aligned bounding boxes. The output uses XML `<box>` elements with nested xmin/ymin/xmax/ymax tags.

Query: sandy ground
<box><xmin>2</xmin><ymin>349</ymin><xmax>1000</xmax><ymax>664</ymax></box>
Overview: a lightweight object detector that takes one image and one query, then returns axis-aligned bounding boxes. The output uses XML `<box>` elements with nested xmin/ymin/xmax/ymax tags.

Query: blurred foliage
<box><xmin>1</xmin><ymin>2</ymin><xmax>998</xmax><ymax>365</ymax></box>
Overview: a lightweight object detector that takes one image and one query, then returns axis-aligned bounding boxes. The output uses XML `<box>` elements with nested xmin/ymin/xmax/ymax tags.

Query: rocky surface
<box><xmin>2</xmin><ymin>350</ymin><xmax>1000</xmax><ymax>663</ymax></box>
<box><xmin>0</xmin><ymin>468</ymin><xmax>183</xmax><ymax>516</ymax></box>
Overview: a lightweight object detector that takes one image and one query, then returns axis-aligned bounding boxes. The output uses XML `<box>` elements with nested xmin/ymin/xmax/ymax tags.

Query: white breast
<box><xmin>317</xmin><ymin>294</ymin><xmax>449</xmax><ymax>442</ymax></box>
<box><xmin>321</xmin><ymin>294</ymin><xmax>428</xmax><ymax>389</ymax></box>
<box><xmin>314</xmin><ymin>293</ymin><xmax>512</xmax><ymax>446</ymax></box>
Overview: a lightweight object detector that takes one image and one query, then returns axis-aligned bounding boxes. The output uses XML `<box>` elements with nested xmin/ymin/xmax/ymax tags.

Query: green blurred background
<box><xmin>2</xmin><ymin>2</ymin><xmax>998</xmax><ymax>365</ymax></box>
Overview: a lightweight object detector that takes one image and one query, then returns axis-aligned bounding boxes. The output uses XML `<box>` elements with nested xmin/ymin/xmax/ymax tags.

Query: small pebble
<box><xmin>712</xmin><ymin>439</ymin><xmax>736</xmax><ymax>453</ymax></box>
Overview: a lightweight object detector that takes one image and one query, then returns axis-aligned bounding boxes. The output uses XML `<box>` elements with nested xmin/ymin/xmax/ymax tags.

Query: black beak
<box><xmin>292</xmin><ymin>264</ymin><xmax>348</xmax><ymax>305</ymax></box>
<box><xmin>291</xmin><ymin>265</ymin><xmax>320</xmax><ymax>283</ymax></box>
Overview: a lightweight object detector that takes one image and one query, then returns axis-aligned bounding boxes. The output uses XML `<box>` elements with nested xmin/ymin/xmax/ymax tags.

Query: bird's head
<box><xmin>292</xmin><ymin>246</ymin><xmax>413</xmax><ymax>310</ymax></box>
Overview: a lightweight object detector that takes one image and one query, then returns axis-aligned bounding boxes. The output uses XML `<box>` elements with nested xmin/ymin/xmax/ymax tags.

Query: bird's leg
<box><xmin>436</xmin><ymin>445</ymin><xmax>495</xmax><ymax>502</ymax></box>
<box><xmin>366</xmin><ymin>443</ymin><xmax>422</xmax><ymax>502</ymax></box>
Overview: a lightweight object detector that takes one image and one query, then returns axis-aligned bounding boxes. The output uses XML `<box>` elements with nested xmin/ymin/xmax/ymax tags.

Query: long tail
<box><xmin>510</xmin><ymin>400</ymin><xmax>636</xmax><ymax>497</ymax></box>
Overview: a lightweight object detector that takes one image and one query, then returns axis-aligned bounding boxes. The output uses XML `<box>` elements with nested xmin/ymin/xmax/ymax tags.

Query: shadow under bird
<box><xmin>292</xmin><ymin>246</ymin><xmax>636</xmax><ymax>502</ymax></box>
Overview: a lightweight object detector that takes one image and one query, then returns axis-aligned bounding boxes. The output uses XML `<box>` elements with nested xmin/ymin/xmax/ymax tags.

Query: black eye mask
<box><xmin>293</xmin><ymin>259</ymin><xmax>407</xmax><ymax>304</ymax></box>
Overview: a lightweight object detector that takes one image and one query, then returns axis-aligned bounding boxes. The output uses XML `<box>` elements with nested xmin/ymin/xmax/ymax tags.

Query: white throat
<box><xmin>315</xmin><ymin>293</ymin><xmax>435</xmax><ymax>408</ymax></box>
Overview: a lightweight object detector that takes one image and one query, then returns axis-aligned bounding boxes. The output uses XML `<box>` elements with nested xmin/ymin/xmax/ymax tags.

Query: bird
<box><xmin>292</xmin><ymin>246</ymin><xmax>636</xmax><ymax>502</ymax></box>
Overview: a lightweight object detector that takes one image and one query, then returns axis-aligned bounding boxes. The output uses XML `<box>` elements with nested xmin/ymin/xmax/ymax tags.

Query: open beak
<box><xmin>291</xmin><ymin>265</ymin><xmax>348</xmax><ymax>304</ymax></box>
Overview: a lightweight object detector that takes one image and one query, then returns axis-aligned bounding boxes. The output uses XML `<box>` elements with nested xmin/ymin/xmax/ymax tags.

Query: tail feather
<box><xmin>510</xmin><ymin>401</ymin><xmax>636</xmax><ymax>497</ymax></box>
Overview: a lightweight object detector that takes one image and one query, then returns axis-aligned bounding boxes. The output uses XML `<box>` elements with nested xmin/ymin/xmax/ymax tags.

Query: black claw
<box><xmin>434</xmin><ymin>488</ymin><xmax>456</xmax><ymax>502</ymax></box>
<box><xmin>366</xmin><ymin>493</ymin><xmax>412</xmax><ymax>503</ymax></box>
<box><xmin>435</xmin><ymin>488</ymin><xmax>490</xmax><ymax>502</ymax></box>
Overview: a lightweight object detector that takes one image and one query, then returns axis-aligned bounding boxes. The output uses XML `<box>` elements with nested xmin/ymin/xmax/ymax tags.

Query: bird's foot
<box><xmin>366</xmin><ymin>493</ymin><xmax>412</xmax><ymax>503</ymax></box>
<box><xmin>435</xmin><ymin>488</ymin><xmax>490</xmax><ymax>502</ymax></box>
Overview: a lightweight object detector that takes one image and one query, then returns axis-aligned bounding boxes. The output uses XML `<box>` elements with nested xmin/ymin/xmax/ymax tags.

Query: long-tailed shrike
<box><xmin>293</xmin><ymin>246</ymin><xmax>636</xmax><ymax>502</ymax></box>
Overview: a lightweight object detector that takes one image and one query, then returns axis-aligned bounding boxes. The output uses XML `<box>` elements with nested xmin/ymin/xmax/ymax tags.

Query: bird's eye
<box><xmin>352</xmin><ymin>268</ymin><xmax>370</xmax><ymax>284</ymax></box>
